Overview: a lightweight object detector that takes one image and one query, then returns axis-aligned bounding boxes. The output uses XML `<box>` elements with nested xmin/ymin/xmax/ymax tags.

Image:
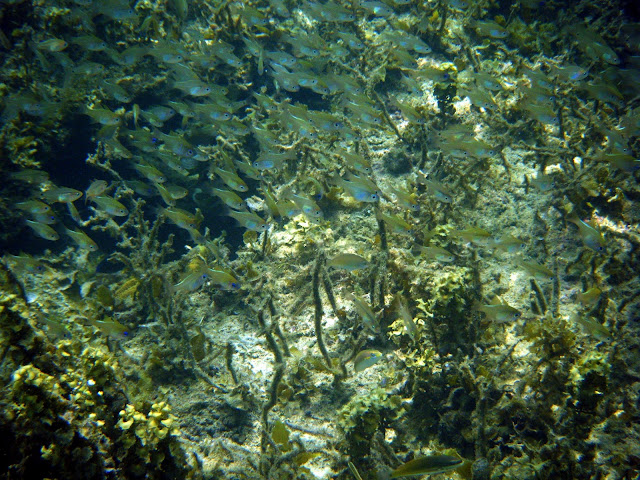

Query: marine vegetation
<box><xmin>1</xmin><ymin>0</ymin><xmax>640</xmax><ymax>479</ymax></box>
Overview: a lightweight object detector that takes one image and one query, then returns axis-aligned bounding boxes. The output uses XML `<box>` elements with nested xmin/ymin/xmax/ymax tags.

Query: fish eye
<box><xmin>187</xmin><ymin>149</ymin><xmax>194</xmax><ymax>156</ymax></box>
<box><xmin>371</xmin><ymin>194</ymin><xmax>378</xmax><ymax>200</ymax></box>
<box><xmin>231</xmin><ymin>282</ymin><xmax>239</xmax><ymax>289</ymax></box>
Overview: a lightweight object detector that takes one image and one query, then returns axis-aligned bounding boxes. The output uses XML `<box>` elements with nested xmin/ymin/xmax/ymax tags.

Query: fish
<box><xmin>35</xmin><ymin>314</ymin><xmax>72</xmax><ymax>340</ymax></box>
<box><xmin>211</xmin><ymin>188</ymin><xmax>246</xmax><ymax>210</ymax></box>
<box><xmin>174</xmin><ymin>268</ymin><xmax>210</xmax><ymax>292</ymax></box>
<box><xmin>227</xmin><ymin>210</ymin><xmax>269</xmax><ymax>232</ymax></box>
<box><xmin>153</xmin><ymin>183</ymin><xmax>176</xmax><ymax>206</ymax></box>
<box><xmin>360</xmin><ymin>0</ymin><xmax>395</xmax><ymax>17</ymax></box>
<box><xmin>207</xmin><ymin>269</ymin><xmax>240</xmax><ymax>290</ymax></box>
<box><xmin>71</xmin><ymin>61</ymin><xmax>105</xmax><ymax>76</ymax></box>
<box><xmin>165</xmin><ymin>184</ymin><xmax>188</xmax><ymax>201</ymax></box>
<box><xmin>28</xmin><ymin>208</ymin><xmax>56</xmax><ymax>224</ymax></box>
<box><xmin>210</xmin><ymin>42</ymin><xmax>243</xmax><ymax>67</ymax></box>
<box><xmin>570</xmin><ymin>313</ymin><xmax>612</xmax><ymax>341</ymax></box>
<box><xmin>416</xmin><ymin>172</ymin><xmax>453</xmax><ymax>203</ymax></box>
<box><xmin>460</xmin><ymin>87</ymin><xmax>497</xmax><ymax>111</ymax></box>
<box><xmin>213</xmin><ymin>167</ymin><xmax>248</xmax><ymax>192</ymax></box>
<box><xmin>553</xmin><ymin>65</ymin><xmax>589</xmax><ymax>82</ymax></box>
<box><xmin>41</xmin><ymin>187</ymin><xmax>83</xmax><ymax>203</ymax></box>
<box><xmin>36</xmin><ymin>38</ymin><xmax>68</xmax><ymax>52</ymax></box>
<box><xmin>83</xmin><ymin>316</ymin><xmax>130</xmax><ymax>339</ymax></box>
<box><xmin>339</xmin><ymin>149</ymin><xmax>372</xmax><ymax>175</ymax></box>
<box><xmin>65</xmin><ymin>227</ymin><xmax>99</xmax><ymax>251</ymax></box>
<box><xmin>477</xmin><ymin>303</ymin><xmax>522</xmax><ymax>323</ymax></box>
<box><xmin>114</xmin><ymin>46</ymin><xmax>146</xmax><ymax>66</ymax></box>
<box><xmin>141</xmin><ymin>106</ymin><xmax>176</xmax><ymax>126</ymax></box>
<box><xmin>153</xmin><ymin>129</ymin><xmax>196</xmax><ymax>157</ymax></box>
<box><xmin>25</xmin><ymin>220</ymin><xmax>59</xmax><ymax>241</ymax></box>
<box><xmin>237</xmin><ymin>6</ymin><xmax>268</xmax><ymax>27</ymax></box>
<box><xmin>126</xmin><ymin>180</ymin><xmax>155</xmax><ymax>197</ymax></box>
<box><xmin>576</xmin><ymin>287</ymin><xmax>602</xmax><ymax>305</ymax></box>
<box><xmin>332</xmin><ymin>173</ymin><xmax>381</xmax><ymax>203</ymax></box>
<box><xmin>569</xmin><ymin>218</ymin><xmax>606</xmax><ymax>253</ymax></box>
<box><xmin>529</xmin><ymin>174</ymin><xmax>556</xmax><ymax>192</ymax></box>
<box><xmin>523</xmin><ymin>102</ymin><xmax>558</xmax><ymax>125</ymax></box>
<box><xmin>66</xmin><ymin>202</ymin><xmax>82</xmax><ymax>224</ymax></box>
<box><xmin>415</xmin><ymin>246</ymin><xmax>455</xmax><ymax>263</ymax></box>
<box><xmin>260</xmin><ymin>186</ymin><xmax>281</xmax><ymax>217</ymax></box>
<box><xmin>354</xmin><ymin>350</ymin><xmax>383</xmax><ymax>372</ymax></box>
<box><xmin>394</xmin><ymin>293</ymin><xmax>417</xmax><ymax>338</ymax></box>
<box><xmin>595</xmin><ymin>153</ymin><xmax>640</xmax><ymax>173</ymax></box>
<box><xmin>517</xmin><ymin>260</ymin><xmax>554</xmax><ymax>281</ymax></box>
<box><xmin>91</xmin><ymin>196</ymin><xmax>129</xmax><ymax>217</ymax></box>
<box><xmin>487</xmin><ymin>234</ymin><xmax>526</xmax><ymax>253</ymax></box>
<box><xmin>327</xmin><ymin>253</ymin><xmax>369</xmax><ymax>271</ymax></box>
<box><xmin>376</xmin><ymin>210</ymin><xmax>414</xmax><ymax>234</ymax></box>
<box><xmin>337</xmin><ymin>32</ymin><xmax>365</xmax><ymax>50</ymax></box>
<box><xmin>82</xmin><ymin>106</ymin><xmax>122</xmax><ymax>126</ymax></box>
<box><xmin>134</xmin><ymin>163</ymin><xmax>167</xmax><ymax>184</ymax></box>
<box><xmin>390</xmin><ymin>455</ymin><xmax>464</xmax><ymax>478</ymax></box>
<box><xmin>253</xmin><ymin>151</ymin><xmax>294</xmax><ymax>171</ymax></box>
<box><xmin>475</xmin><ymin>72</ymin><xmax>502</xmax><ymax>91</ymax></box>
<box><xmin>163</xmin><ymin>207</ymin><xmax>201</xmax><ymax>230</ymax></box>
<box><xmin>94</xmin><ymin>0</ymin><xmax>139</xmax><ymax>22</ymax></box>
<box><xmin>473</xmin><ymin>20</ymin><xmax>508</xmax><ymax>39</ymax></box>
<box><xmin>345</xmin><ymin>292</ymin><xmax>378</xmax><ymax>331</ymax></box>
<box><xmin>391</xmin><ymin>98</ymin><xmax>425</xmax><ymax>124</ymax></box>
<box><xmin>16</xmin><ymin>200</ymin><xmax>51</xmax><ymax>214</ymax></box>
<box><xmin>147</xmin><ymin>43</ymin><xmax>186</xmax><ymax>64</ymax></box>
<box><xmin>285</xmin><ymin>192</ymin><xmax>323</xmax><ymax>223</ymax></box>
<box><xmin>3</xmin><ymin>253</ymin><xmax>47</xmax><ymax>274</ymax></box>
<box><xmin>71</xmin><ymin>35</ymin><xmax>108</xmax><ymax>52</ymax></box>
<box><xmin>276</xmin><ymin>200</ymin><xmax>302</xmax><ymax>218</ymax></box>
<box><xmin>85</xmin><ymin>180</ymin><xmax>109</xmax><ymax>203</ymax></box>
<box><xmin>10</xmin><ymin>169</ymin><xmax>49</xmax><ymax>184</ymax></box>
<box><xmin>102</xmin><ymin>81</ymin><xmax>132</xmax><ymax>103</ymax></box>
<box><xmin>451</xmin><ymin>226</ymin><xmax>492</xmax><ymax>244</ymax></box>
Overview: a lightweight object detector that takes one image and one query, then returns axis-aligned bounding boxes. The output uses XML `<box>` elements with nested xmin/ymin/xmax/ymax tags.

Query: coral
<box><xmin>410</xmin><ymin>265</ymin><xmax>477</xmax><ymax>356</ymax></box>
<box><xmin>339</xmin><ymin>388</ymin><xmax>406</xmax><ymax>459</ymax></box>
<box><xmin>0</xmin><ymin>270</ymin><xmax>200</xmax><ymax>479</ymax></box>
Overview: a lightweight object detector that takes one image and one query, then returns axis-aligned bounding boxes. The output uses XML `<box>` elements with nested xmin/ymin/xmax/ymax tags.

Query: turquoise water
<box><xmin>1</xmin><ymin>1</ymin><xmax>639</xmax><ymax>478</ymax></box>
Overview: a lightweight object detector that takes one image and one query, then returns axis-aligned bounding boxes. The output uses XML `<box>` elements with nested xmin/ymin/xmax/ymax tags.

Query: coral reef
<box><xmin>1</xmin><ymin>0</ymin><xmax>640</xmax><ymax>478</ymax></box>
